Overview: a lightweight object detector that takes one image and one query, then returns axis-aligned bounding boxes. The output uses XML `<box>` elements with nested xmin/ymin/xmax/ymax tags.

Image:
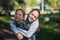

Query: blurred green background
<box><xmin>0</xmin><ymin>0</ymin><xmax>60</xmax><ymax>40</ymax></box>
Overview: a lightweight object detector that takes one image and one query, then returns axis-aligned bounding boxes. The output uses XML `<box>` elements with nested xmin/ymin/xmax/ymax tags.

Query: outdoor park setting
<box><xmin>0</xmin><ymin>0</ymin><xmax>60</xmax><ymax>40</ymax></box>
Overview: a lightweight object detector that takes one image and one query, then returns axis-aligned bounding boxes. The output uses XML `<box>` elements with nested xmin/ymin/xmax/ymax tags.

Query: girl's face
<box><xmin>15</xmin><ymin>10</ymin><xmax>24</xmax><ymax>22</ymax></box>
<box><xmin>28</xmin><ymin>10</ymin><xmax>39</xmax><ymax>22</ymax></box>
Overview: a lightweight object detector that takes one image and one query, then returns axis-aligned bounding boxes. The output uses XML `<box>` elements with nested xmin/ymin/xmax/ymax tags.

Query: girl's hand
<box><xmin>17</xmin><ymin>33</ymin><xmax>23</xmax><ymax>40</ymax></box>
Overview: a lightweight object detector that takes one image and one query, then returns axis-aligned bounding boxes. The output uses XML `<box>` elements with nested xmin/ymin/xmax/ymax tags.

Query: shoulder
<box><xmin>33</xmin><ymin>19</ymin><xmax>39</xmax><ymax>24</ymax></box>
<box><xmin>31</xmin><ymin>19</ymin><xmax>39</xmax><ymax>26</ymax></box>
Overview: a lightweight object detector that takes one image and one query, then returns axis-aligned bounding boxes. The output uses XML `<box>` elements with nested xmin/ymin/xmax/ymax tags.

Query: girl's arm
<box><xmin>17</xmin><ymin>20</ymin><xmax>39</xmax><ymax>38</ymax></box>
<box><xmin>10</xmin><ymin>21</ymin><xmax>20</xmax><ymax>34</ymax></box>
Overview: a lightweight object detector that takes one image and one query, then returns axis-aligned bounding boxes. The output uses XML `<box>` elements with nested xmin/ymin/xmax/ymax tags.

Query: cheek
<box><xmin>19</xmin><ymin>16</ymin><xmax>23</xmax><ymax>19</ymax></box>
<box><xmin>29</xmin><ymin>15</ymin><xmax>34</xmax><ymax>20</ymax></box>
<box><xmin>15</xmin><ymin>15</ymin><xmax>17</xmax><ymax>18</ymax></box>
<box><xmin>29</xmin><ymin>14</ymin><xmax>32</xmax><ymax>17</ymax></box>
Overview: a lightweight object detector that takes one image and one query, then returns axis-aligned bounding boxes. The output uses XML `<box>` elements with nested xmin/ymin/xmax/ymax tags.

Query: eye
<box><xmin>34</xmin><ymin>16</ymin><xmax>37</xmax><ymax>18</ymax></box>
<box><xmin>31</xmin><ymin>13</ymin><xmax>33</xmax><ymax>15</ymax></box>
<box><xmin>31</xmin><ymin>13</ymin><xmax>34</xmax><ymax>16</ymax></box>
<box><xmin>19</xmin><ymin>14</ymin><xmax>21</xmax><ymax>16</ymax></box>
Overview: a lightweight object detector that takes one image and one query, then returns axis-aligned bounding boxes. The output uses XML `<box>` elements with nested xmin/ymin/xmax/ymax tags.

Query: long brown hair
<box><xmin>15</xmin><ymin>9</ymin><xmax>25</xmax><ymax>17</ymax></box>
<box><xmin>29</xmin><ymin>9</ymin><xmax>40</xmax><ymax>18</ymax></box>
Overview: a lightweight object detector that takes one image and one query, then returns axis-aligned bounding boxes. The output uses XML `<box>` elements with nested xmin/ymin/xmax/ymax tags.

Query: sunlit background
<box><xmin>0</xmin><ymin>0</ymin><xmax>60</xmax><ymax>40</ymax></box>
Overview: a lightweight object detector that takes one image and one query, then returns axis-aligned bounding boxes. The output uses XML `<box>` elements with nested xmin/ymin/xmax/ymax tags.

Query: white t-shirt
<box><xmin>10</xmin><ymin>14</ymin><xmax>39</xmax><ymax>38</ymax></box>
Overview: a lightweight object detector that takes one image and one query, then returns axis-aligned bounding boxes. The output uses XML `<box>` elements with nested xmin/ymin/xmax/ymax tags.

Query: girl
<box><xmin>17</xmin><ymin>9</ymin><xmax>40</xmax><ymax>40</ymax></box>
<box><xmin>10</xmin><ymin>9</ymin><xmax>40</xmax><ymax>40</ymax></box>
<box><xmin>10</xmin><ymin>9</ymin><xmax>25</xmax><ymax>40</ymax></box>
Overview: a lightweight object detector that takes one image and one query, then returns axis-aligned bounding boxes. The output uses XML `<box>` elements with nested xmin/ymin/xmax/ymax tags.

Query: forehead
<box><xmin>17</xmin><ymin>10</ymin><xmax>22</xmax><ymax>13</ymax></box>
<box><xmin>30</xmin><ymin>10</ymin><xmax>39</xmax><ymax>16</ymax></box>
<box><xmin>16</xmin><ymin>10</ymin><xmax>23</xmax><ymax>14</ymax></box>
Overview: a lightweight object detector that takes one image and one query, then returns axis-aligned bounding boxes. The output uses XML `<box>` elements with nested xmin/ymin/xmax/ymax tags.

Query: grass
<box><xmin>0</xmin><ymin>16</ymin><xmax>10</xmax><ymax>22</ymax></box>
<box><xmin>0</xmin><ymin>16</ymin><xmax>10</xmax><ymax>30</ymax></box>
<box><xmin>36</xmin><ymin>14</ymin><xmax>60</xmax><ymax>40</ymax></box>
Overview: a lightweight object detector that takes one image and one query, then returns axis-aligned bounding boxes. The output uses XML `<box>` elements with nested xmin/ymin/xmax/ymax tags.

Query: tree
<box><xmin>1</xmin><ymin>0</ymin><xmax>14</xmax><ymax>16</ymax></box>
<box><xmin>45</xmin><ymin>0</ymin><xmax>58</xmax><ymax>9</ymax></box>
<box><xmin>31</xmin><ymin>0</ymin><xmax>39</xmax><ymax>6</ymax></box>
<box><xmin>16</xmin><ymin>0</ymin><xmax>26</xmax><ymax>9</ymax></box>
<box><xmin>58</xmin><ymin>0</ymin><xmax>60</xmax><ymax>15</ymax></box>
<box><xmin>24</xmin><ymin>0</ymin><xmax>39</xmax><ymax>7</ymax></box>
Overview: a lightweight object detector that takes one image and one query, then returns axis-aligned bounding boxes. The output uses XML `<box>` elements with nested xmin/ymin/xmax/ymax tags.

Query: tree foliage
<box><xmin>0</xmin><ymin>0</ymin><xmax>40</xmax><ymax>16</ymax></box>
<box><xmin>24</xmin><ymin>0</ymin><xmax>39</xmax><ymax>7</ymax></box>
<box><xmin>45</xmin><ymin>0</ymin><xmax>58</xmax><ymax>9</ymax></box>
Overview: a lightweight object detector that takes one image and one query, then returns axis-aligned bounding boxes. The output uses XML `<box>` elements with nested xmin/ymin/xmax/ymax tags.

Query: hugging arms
<box><xmin>10</xmin><ymin>9</ymin><xmax>40</xmax><ymax>40</ymax></box>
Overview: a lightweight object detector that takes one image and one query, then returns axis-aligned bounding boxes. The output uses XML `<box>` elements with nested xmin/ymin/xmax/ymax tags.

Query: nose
<box><xmin>30</xmin><ymin>15</ymin><xmax>34</xmax><ymax>20</ymax></box>
<box><xmin>15</xmin><ymin>15</ymin><xmax>19</xmax><ymax>18</ymax></box>
<box><xmin>16</xmin><ymin>14</ymin><xmax>20</xmax><ymax>17</ymax></box>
